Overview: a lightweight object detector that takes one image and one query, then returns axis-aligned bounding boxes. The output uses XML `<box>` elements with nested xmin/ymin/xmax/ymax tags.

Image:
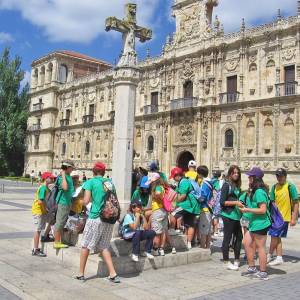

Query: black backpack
<box><xmin>46</xmin><ymin>177</ymin><xmax>60</xmax><ymax>217</ymax></box>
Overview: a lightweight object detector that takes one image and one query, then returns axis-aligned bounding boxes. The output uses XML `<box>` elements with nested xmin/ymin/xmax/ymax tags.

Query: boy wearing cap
<box><xmin>53</xmin><ymin>160</ymin><xmax>75</xmax><ymax>249</ymax></box>
<box><xmin>185</xmin><ymin>160</ymin><xmax>197</xmax><ymax>181</ymax></box>
<box><xmin>32</xmin><ymin>172</ymin><xmax>55</xmax><ymax>256</ymax></box>
<box><xmin>268</xmin><ymin>168</ymin><xmax>299</xmax><ymax>266</ymax></box>
<box><xmin>76</xmin><ymin>162</ymin><xmax>120</xmax><ymax>283</ymax></box>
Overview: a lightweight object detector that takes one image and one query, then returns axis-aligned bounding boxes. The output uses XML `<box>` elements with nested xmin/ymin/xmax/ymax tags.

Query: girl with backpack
<box><xmin>239</xmin><ymin>167</ymin><xmax>271</xmax><ymax>281</ymax></box>
<box><xmin>220</xmin><ymin>165</ymin><xmax>243</xmax><ymax>271</ymax></box>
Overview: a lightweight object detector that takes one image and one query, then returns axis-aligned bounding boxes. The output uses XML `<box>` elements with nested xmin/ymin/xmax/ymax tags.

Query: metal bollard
<box><xmin>1</xmin><ymin>184</ymin><xmax>4</xmax><ymax>193</ymax></box>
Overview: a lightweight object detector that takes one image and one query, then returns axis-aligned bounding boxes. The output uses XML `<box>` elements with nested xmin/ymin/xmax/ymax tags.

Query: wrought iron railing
<box><xmin>170</xmin><ymin>97</ymin><xmax>198</xmax><ymax>110</ymax></box>
<box><xmin>60</xmin><ymin>119</ymin><xmax>70</xmax><ymax>127</ymax></box>
<box><xmin>275</xmin><ymin>82</ymin><xmax>298</xmax><ymax>97</ymax></box>
<box><xmin>32</xmin><ymin>103</ymin><xmax>44</xmax><ymax>112</ymax></box>
<box><xmin>144</xmin><ymin>105</ymin><xmax>158</xmax><ymax>115</ymax></box>
<box><xmin>82</xmin><ymin>115</ymin><xmax>94</xmax><ymax>124</ymax></box>
<box><xmin>219</xmin><ymin>92</ymin><xmax>241</xmax><ymax>104</ymax></box>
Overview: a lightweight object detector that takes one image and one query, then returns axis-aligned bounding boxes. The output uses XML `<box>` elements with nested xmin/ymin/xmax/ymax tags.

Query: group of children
<box><xmin>31</xmin><ymin>159</ymin><xmax>299</xmax><ymax>283</ymax></box>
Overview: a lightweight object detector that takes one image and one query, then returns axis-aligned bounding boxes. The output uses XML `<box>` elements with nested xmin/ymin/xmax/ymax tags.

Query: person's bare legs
<box><xmin>187</xmin><ymin>226</ymin><xmax>194</xmax><ymax>243</ymax></box>
<box><xmin>160</xmin><ymin>231</ymin><xmax>166</xmax><ymax>248</ymax></box>
<box><xmin>33</xmin><ymin>231</ymin><xmax>41</xmax><ymax>249</ymax></box>
<box><xmin>269</xmin><ymin>237</ymin><xmax>279</xmax><ymax>256</ymax></box>
<box><xmin>200</xmin><ymin>234</ymin><xmax>211</xmax><ymax>249</ymax></box>
<box><xmin>44</xmin><ymin>224</ymin><xmax>51</xmax><ymax>237</ymax></box>
<box><xmin>102</xmin><ymin>249</ymin><xmax>117</xmax><ymax>278</ymax></box>
<box><xmin>79</xmin><ymin>247</ymin><xmax>89</xmax><ymax>276</ymax></box>
<box><xmin>244</xmin><ymin>231</ymin><xmax>255</xmax><ymax>267</ymax></box>
<box><xmin>276</xmin><ymin>237</ymin><xmax>283</xmax><ymax>256</ymax></box>
<box><xmin>254</xmin><ymin>234</ymin><xmax>267</xmax><ymax>272</ymax></box>
<box><xmin>153</xmin><ymin>234</ymin><xmax>161</xmax><ymax>248</ymax></box>
<box><xmin>54</xmin><ymin>230</ymin><xmax>62</xmax><ymax>243</ymax></box>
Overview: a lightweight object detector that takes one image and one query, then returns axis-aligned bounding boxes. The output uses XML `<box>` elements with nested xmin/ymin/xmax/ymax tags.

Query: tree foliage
<box><xmin>0</xmin><ymin>48</ymin><xmax>29</xmax><ymax>176</ymax></box>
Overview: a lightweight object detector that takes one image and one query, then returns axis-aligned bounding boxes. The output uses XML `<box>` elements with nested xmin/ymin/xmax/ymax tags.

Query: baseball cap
<box><xmin>145</xmin><ymin>172</ymin><xmax>160</xmax><ymax>185</ymax></box>
<box><xmin>93</xmin><ymin>162</ymin><xmax>106</xmax><ymax>171</ymax></box>
<box><xmin>41</xmin><ymin>172</ymin><xmax>55</xmax><ymax>180</ymax></box>
<box><xmin>140</xmin><ymin>176</ymin><xmax>150</xmax><ymax>189</ymax></box>
<box><xmin>70</xmin><ymin>170</ymin><xmax>80</xmax><ymax>177</ymax></box>
<box><xmin>131</xmin><ymin>199</ymin><xmax>142</xmax><ymax>207</ymax></box>
<box><xmin>188</xmin><ymin>160</ymin><xmax>197</xmax><ymax>168</ymax></box>
<box><xmin>246</xmin><ymin>167</ymin><xmax>264</xmax><ymax>178</ymax></box>
<box><xmin>148</xmin><ymin>160</ymin><xmax>159</xmax><ymax>171</ymax></box>
<box><xmin>275</xmin><ymin>168</ymin><xmax>287</xmax><ymax>177</ymax></box>
<box><xmin>169</xmin><ymin>167</ymin><xmax>183</xmax><ymax>179</ymax></box>
<box><xmin>62</xmin><ymin>160</ymin><xmax>75</xmax><ymax>169</ymax></box>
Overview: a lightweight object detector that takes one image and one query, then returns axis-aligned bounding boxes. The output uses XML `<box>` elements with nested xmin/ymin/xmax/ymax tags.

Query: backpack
<box><xmin>118</xmin><ymin>214</ymin><xmax>135</xmax><ymax>239</ymax></box>
<box><xmin>45</xmin><ymin>177</ymin><xmax>60</xmax><ymax>217</ymax></box>
<box><xmin>189</xmin><ymin>179</ymin><xmax>213</xmax><ymax>205</ymax></box>
<box><xmin>162</xmin><ymin>186</ymin><xmax>178</xmax><ymax>212</ymax></box>
<box><xmin>268</xmin><ymin>200</ymin><xmax>285</xmax><ymax>234</ymax></box>
<box><xmin>212</xmin><ymin>189</ymin><xmax>222</xmax><ymax>216</ymax></box>
<box><xmin>100</xmin><ymin>180</ymin><xmax>121</xmax><ymax>224</ymax></box>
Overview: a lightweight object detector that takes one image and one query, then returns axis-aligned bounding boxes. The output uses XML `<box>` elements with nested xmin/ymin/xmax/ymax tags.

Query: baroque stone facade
<box><xmin>25</xmin><ymin>0</ymin><xmax>300</xmax><ymax>185</ymax></box>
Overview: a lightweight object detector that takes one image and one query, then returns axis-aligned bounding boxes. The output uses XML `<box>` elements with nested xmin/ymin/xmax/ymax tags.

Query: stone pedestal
<box><xmin>112</xmin><ymin>67</ymin><xmax>140</xmax><ymax>210</ymax></box>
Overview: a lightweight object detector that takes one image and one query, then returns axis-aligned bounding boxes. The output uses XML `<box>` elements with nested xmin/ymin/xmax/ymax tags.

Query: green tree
<box><xmin>0</xmin><ymin>48</ymin><xmax>29</xmax><ymax>176</ymax></box>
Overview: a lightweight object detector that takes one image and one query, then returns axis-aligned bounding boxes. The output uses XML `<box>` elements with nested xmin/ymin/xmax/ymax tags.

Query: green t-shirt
<box><xmin>239</xmin><ymin>192</ymin><xmax>251</xmax><ymax>221</ymax></box>
<box><xmin>176</xmin><ymin>178</ymin><xmax>200</xmax><ymax>215</ymax></box>
<box><xmin>38</xmin><ymin>185</ymin><xmax>48</xmax><ymax>201</ymax></box>
<box><xmin>131</xmin><ymin>189</ymin><xmax>149</xmax><ymax>207</ymax></box>
<box><xmin>220</xmin><ymin>186</ymin><xmax>242</xmax><ymax>221</ymax></box>
<box><xmin>159</xmin><ymin>172</ymin><xmax>168</xmax><ymax>183</ymax></box>
<box><xmin>56</xmin><ymin>174</ymin><xmax>74</xmax><ymax>206</ymax></box>
<box><xmin>248</xmin><ymin>189</ymin><xmax>271</xmax><ymax>232</ymax></box>
<box><xmin>83</xmin><ymin>176</ymin><xmax>107</xmax><ymax>219</ymax></box>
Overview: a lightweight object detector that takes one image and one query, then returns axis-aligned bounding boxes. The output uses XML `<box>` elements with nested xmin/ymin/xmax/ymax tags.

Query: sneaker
<box><xmin>152</xmin><ymin>249</ymin><xmax>159</xmax><ymax>256</ymax></box>
<box><xmin>108</xmin><ymin>275</ymin><xmax>121</xmax><ymax>283</ymax></box>
<box><xmin>226</xmin><ymin>262</ymin><xmax>239</xmax><ymax>271</ymax></box>
<box><xmin>175</xmin><ymin>229</ymin><xmax>181</xmax><ymax>234</ymax></box>
<box><xmin>241</xmin><ymin>266</ymin><xmax>258</xmax><ymax>277</ymax></box>
<box><xmin>53</xmin><ymin>242</ymin><xmax>69</xmax><ymax>249</ymax></box>
<box><xmin>32</xmin><ymin>248</ymin><xmax>47</xmax><ymax>257</ymax></box>
<box><xmin>158</xmin><ymin>248</ymin><xmax>165</xmax><ymax>256</ymax></box>
<box><xmin>41</xmin><ymin>235</ymin><xmax>54</xmax><ymax>243</ymax></box>
<box><xmin>267</xmin><ymin>254</ymin><xmax>273</xmax><ymax>263</ymax></box>
<box><xmin>131</xmin><ymin>254</ymin><xmax>139</xmax><ymax>262</ymax></box>
<box><xmin>172</xmin><ymin>247</ymin><xmax>177</xmax><ymax>254</ymax></box>
<box><xmin>187</xmin><ymin>242</ymin><xmax>192</xmax><ymax>250</ymax></box>
<box><xmin>145</xmin><ymin>252</ymin><xmax>154</xmax><ymax>260</ymax></box>
<box><xmin>268</xmin><ymin>256</ymin><xmax>284</xmax><ymax>266</ymax></box>
<box><xmin>252</xmin><ymin>271</ymin><xmax>269</xmax><ymax>281</ymax></box>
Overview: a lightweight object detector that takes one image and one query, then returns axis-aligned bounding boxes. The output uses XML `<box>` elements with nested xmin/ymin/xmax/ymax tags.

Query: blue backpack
<box><xmin>189</xmin><ymin>179</ymin><xmax>213</xmax><ymax>206</ymax></box>
<box><xmin>268</xmin><ymin>200</ymin><xmax>285</xmax><ymax>236</ymax></box>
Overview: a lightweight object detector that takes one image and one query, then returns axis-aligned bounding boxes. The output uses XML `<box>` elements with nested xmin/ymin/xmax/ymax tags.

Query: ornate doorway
<box><xmin>177</xmin><ymin>151</ymin><xmax>195</xmax><ymax>172</ymax></box>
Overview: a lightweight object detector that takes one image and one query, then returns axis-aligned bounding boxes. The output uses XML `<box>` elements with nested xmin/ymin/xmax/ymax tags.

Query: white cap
<box><xmin>188</xmin><ymin>160</ymin><xmax>197</xmax><ymax>168</ymax></box>
<box><xmin>70</xmin><ymin>170</ymin><xmax>80</xmax><ymax>177</ymax></box>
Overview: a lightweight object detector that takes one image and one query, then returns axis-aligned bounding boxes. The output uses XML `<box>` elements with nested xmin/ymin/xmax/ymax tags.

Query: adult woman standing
<box><xmin>220</xmin><ymin>165</ymin><xmax>243</xmax><ymax>270</ymax></box>
<box><xmin>240</xmin><ymin>167</ymin><xmax>271</xmax><ymax>281</ymax></box>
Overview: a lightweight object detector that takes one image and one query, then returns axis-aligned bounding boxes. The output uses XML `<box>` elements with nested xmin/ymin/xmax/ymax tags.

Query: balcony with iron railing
<box><xmin>60</xmin><ymin>119</ymin><xmax>70</xmax><ymax>127</ymax></box>
<box><xmin>32</xmin><ymin>103</ymin><xmax>44</xmax><ymax>112</ymax></box>
<box><xmin>83</xmin><ymin>115</ymin><xmax>94</xmax><ymax>124</ymax></box>
<box><xmin>170</xmin><ymin>97</ymin><xmax>198</xmax><ymax>110</ymax></box>
<box><xmin>275</xmin><ymin>81</ymin><xmax>298</xmax><ymax>97</ymax></box>
<box><xmin>219</xmin><ymin>92</ymin><xmax>241</xmax><ymax>104</ymax></box>
<box><xmin>144</xmin><ymin>105</ymin><xmax>159</xmax><ymax>115</ymax></box>
<box><xmin>28</xmin><ymin>124</ymin><xmax>41</xmax><ymax>132</ymax></box>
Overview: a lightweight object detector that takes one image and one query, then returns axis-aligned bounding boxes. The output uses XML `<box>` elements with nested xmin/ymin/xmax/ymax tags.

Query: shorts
<box><xmin>268</xmin><ymin>222</ymin><xmax>289</xmax><ymax>238</ymax></box>
<box><xmin>151</xmin><ymin>208</ymin><xmax>168</xmax><ymax>234</ymax></box>
<box><xmin>198</xmin><ymin>211</ymin><xmax>212</xmax><ymax>235</ymax></box>
<box><xmin>240</xmin><ymin>217</ymin><xmax>250</xmax><ymax>228</ymax></box>
<box><xmin>33</xmin><ymin>214</ymin><xmax>48</xmax><ymax>231</ymax></box>
<box><xmin>173</xmin><ymin>208</ymin><xmax>196</xmax><ymax>228</ymax></box>
<box><xmin>251</xmin><ymin>226</ymin><xmax>270</xmax><ymax>236</ymax></box>
<box><xmin>81</xmin><ymin>218</ymin><xmax>114</xmax><ymax>252</ymax></box>
<box><xmin>54</xmin><ymin>204</ymin><xmax>71</xmax><ymax>231</ymax></box>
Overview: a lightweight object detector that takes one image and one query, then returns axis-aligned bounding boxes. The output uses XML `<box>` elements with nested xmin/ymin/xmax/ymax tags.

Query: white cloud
<box><xmin>20</xmin><ymin>70</ymin><xmax>31</xmax><ymax>90</ymax></box>
<box><xmin>214</xmin><ymin>0</ymin><xmax>298</xmax><ymax>32</ymax></box>
<box><xmin>0</xmin><ymin>0</ymin><xmax>160</xmax><ymax>43</ymax></box>
<box><xmin>0</xmin><ymin>32</ymin><xmax>14</xmax><ymax>44</ymax></box>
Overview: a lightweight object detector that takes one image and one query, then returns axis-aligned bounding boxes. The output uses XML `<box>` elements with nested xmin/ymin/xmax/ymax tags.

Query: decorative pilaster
<box><xmin>273</xmin><ymin>106</ymin><xmax>280</xmax><ymax>166</ymax></box>
<box><xmin>237</xmin><ymin>113</ymin><xmax>243</xmax><ymax>165</ymax></box>
<box><xmin>296</xmin><ymin>107</ymin><xmax>300</xmax><ymax>155</ymax></box>
<box><xmin>255</xmin><ymin>112</ymin><xmax>260</xmax><ymax>155</ymax></box>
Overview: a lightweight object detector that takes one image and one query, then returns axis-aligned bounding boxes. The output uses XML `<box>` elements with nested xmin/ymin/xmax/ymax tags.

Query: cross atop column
<box><xmin>105</xmin><ymin>3</ymin><xmax>152</xmax><ymax>67</ymax></box>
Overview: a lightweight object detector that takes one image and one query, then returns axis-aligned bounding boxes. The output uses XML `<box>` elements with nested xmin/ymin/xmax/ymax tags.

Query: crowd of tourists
<box><xmin>31</xmin><ymin>159</ymin><xmax>299</xmax><ymax>283</ymax></box>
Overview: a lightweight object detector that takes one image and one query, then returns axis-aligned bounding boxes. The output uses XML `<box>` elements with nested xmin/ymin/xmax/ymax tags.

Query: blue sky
<box><xmin>0</xmin><ymin>0</ymin><xmax>298</xmax><ymax>87</ymax></box>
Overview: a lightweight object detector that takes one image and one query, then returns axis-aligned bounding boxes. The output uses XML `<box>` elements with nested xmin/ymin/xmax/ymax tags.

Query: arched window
<box><xmin>59</xmin><ymin>64</ymin><xmax>68</xmax><ymax>83</ymax></box>
<box><xmin>147</xmin><ymin>136</ymin><xmax>154</xmax><ymax>152</ymax></box>
<box><xmin>85</xmin><ymin>141</ymin><xmax>90</xmax><ymax>154</ymax></box>
<box><xmin>183</xmin><ymin>80</ymin><xmax>193</xmax><ymax>98</ymax></box>
<box><xmin>225</xmin><ymin>129</ymin><xmax>234</xmax><ymax>148</ymax></box>
<box><xmin>62</xmin><ymin>142</ymin><xmax>66</xmax><ymax>156</ymax></box>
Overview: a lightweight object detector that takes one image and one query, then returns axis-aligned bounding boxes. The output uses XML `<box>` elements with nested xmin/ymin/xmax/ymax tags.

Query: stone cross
<box><xmin>105</xmin><ymin>3</ymin><xmax>152</xmax><ymax>67</ymax></box>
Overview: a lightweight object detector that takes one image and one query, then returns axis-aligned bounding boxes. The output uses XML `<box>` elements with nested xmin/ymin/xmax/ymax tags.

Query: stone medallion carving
<box><xmin>181</xmin><ymin>58</ymin><xmax>194</xmax><ymax>80</ymax></box>
<box><xmin>282</xmin><ymin>47</ymin><xmax>296</xmax><ymax>61</ymax></box>
<box><xmin>150</xmin><ymin>78</ymin><xmax>160</xmax><ymax>88</ymax></box>
<box><xmin>177</xmin><ymin>124</ymin><xmax>193</xmax><ymax>144</ymax></box>
<box><xmin>225</xmin><ymin>56</ymin><xmax>240</xmax><ymax>72</ymax></box>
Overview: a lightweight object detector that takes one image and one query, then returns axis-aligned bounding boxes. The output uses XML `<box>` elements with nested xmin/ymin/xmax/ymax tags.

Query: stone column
<box><xmin>112</xmin><ymin>66</ymin><xmax>140</xmax><ymax>210</ymax></box>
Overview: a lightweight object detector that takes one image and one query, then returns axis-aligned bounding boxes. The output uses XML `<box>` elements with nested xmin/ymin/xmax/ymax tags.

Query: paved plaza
<box><xmin>0</xmin><ymin>179</ymin><xmax>300</xmax><ymax>300</ymax></box>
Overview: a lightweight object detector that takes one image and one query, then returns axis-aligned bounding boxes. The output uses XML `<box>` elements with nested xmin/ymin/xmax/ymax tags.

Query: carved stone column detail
<box><xmin>255</xmin><ymin>112</ymin><xmax>259</xmax><ymax>155</ymax></box>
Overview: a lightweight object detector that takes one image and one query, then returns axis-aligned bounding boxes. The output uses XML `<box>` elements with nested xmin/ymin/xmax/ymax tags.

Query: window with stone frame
<box><xmin>183</xmin><ymin>80</ymin><xmax>193</xmax><ymax>98</ymax></box>
<box><xmin>59</xmin><ymin>64</ymin><xmax>68</xmax><ymax>83</ymax></box>
<box><xmin>85</xmin><ymin>141</ymin><xmax>90</xmax><ymax>154</ymax></box>
<box><xmin>147</xmin><ymin>136</ymin><xmax>154</xmax><ymax>152</ymax></box>
<box><xmin>34</xmin><ymin>135</ymin><xmax>39</xmax><ymax>150</ymax></box>
<box><xmin>62</xmin><ymin>142</ymin><xmax>66</xmax><ymax>156</ymax></box>
<box><xmin>225</xmin><ymin>129</ymin><xmax>234</xmax><ymax>148</ymax></box>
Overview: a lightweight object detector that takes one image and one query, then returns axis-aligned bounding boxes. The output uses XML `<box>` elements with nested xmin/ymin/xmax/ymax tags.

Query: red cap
<box><xmin>93</xmin><ymin>162</ymin><xmax>106</xmax><ymax>171</ymax></box>
<box><xmin>169</xmin><ymin>167</ymin><xmax>183</xmax><ymax>179</ymax></box>
<box><xmin>42</xmin><ymin>172</ymin><xmax>55</xmax><ymax>180</ymax></box>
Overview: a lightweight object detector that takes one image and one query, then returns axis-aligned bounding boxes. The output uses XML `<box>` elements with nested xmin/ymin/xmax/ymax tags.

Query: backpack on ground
<box><xmin>45</xmin><ymin>177</ymin><xmax>60</xmax><ymax>217</ymax></box>
<box><xmin>100</xmin><ymin>180</ymin><xmax>121</xmax><ymax>224</ymax></box>
<box><xmin>162</xmin><ymin>185</ymin><xmax>178</xmax><ymax>212</ymax></box>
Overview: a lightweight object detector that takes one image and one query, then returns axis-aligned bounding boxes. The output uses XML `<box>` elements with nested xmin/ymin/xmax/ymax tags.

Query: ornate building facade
<box><xmin>25</xmin><ymin>0</ymin><xmax>300</xmax><ymax>185</ymax></box>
